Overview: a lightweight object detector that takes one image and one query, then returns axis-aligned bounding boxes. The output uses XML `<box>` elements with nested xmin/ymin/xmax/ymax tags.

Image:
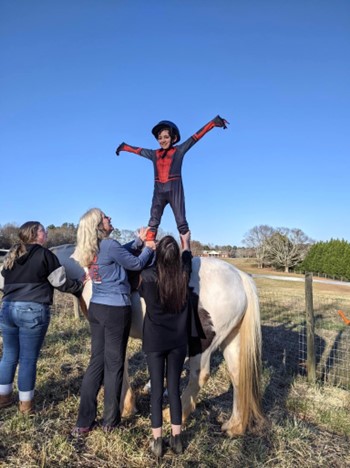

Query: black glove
<box><xmin>116</xmin><ymin>142</ymin><xmax>125</xmax><ymax>156</ymax></box>
<box><xmin>214</xmin><ymin>115</ymin><xmax>229</xmax><ymax>129</ymax></box>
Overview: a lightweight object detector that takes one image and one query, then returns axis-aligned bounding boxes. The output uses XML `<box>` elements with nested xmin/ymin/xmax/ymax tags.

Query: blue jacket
<box><xmin>89</xmin><ymin>238</ymin><xmax>153</xmax><ymax>307</ymax></box>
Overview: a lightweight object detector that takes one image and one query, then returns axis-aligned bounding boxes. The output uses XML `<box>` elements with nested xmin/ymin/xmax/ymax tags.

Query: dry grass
<box><xmin>1</xmin><ymin>268</ymin><xmax>350</xmax><ymax>467</ymax></box>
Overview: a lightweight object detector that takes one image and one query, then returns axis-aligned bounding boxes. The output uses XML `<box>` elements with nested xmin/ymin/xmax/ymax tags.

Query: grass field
<box><xmin>1</xmin><ymin>259</ymin><xmax>350</xmax><ymax>467</ymax></box>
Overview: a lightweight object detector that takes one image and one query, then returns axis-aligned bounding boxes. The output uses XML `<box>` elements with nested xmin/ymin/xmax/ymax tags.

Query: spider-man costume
<box><xmin>116</xmin><ymin>115</ymin><xmax>227</xmax><ymax>240</ymax></box>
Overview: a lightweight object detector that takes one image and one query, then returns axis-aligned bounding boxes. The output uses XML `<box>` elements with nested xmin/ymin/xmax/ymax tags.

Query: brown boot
<box><xmin>19</xmin><ymin>400</ymin><xmax>35</xmax><ymax>415</ymax></box>
<box><xmin>0</xmin><ymin>393</ymin><xmax>13</xmax><ymax>409</ymax></box>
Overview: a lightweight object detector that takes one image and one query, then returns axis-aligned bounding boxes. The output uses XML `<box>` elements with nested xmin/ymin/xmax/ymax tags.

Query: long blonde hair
<box><xmin>74</xmin><ymin>208</ymin><xmax>107</xmax><ymax>267</ymax></box>
<box><xmin>3</xmin><ymin>221</ymin><xmax>42</xmax><ymax>270</ymax></box>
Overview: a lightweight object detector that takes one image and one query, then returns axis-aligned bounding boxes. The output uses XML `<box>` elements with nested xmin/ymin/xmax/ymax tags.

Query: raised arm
<box><xmin>116</xmin><ymin>142</ymin><xmax>142</xmax><ymax>156</ymax></box>
<box><xmin>176</xmin><ymin>115</ymin><xmax>229</xmax><ymax>155</ymax></box>
<box><xmin>192</xmin><ymin>115</ymin><xmax>228</xmax><ymax>142</ymax></box>
<box><xmin>115</xmin><ymin>142</ymin><xmax>154</xmax><ymax>161</ymax></box>
<box><xmin>108</xmin><ymin>240</ymin><xmax>154</xmax><ymax>271</ymax></box>
<box><xmin>180</xmin><ymin>231</ymin><xmax>192</xmax><ymax>279</ymax></box>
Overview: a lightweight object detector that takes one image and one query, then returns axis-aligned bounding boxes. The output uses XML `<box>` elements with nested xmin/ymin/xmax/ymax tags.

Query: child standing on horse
<box><xmin>116</xmin><ymin>115</ymin><xmax>228</xmax><ymax>241</ymax></box>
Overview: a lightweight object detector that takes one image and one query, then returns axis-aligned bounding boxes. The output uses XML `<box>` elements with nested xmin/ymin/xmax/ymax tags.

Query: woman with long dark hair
<box><xmin>139</xmin><ymin>231</ymin><xmax>192</xmax><ymax>458</ymax></box>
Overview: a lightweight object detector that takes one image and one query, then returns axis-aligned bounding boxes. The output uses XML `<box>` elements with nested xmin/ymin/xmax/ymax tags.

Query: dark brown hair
<box><xmin>3</xmin><ymin>221</ymin><xmax>42</xmax><ymax>270</ymax></box>
<box><xmin>156</xmin><ymin>236</ymin><xmax>188</xmax><ymax>313</ymax></box>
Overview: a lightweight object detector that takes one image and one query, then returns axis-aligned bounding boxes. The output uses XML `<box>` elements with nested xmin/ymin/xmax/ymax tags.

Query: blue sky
<box><xmin>1</xmin><ymin>0</ymin><xmax>349</xmax><ymax>246</ymax></box>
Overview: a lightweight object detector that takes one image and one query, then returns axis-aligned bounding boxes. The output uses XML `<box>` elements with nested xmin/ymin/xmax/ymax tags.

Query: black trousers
<box><xmin>146</xmin><ymin>344</ymin><xmax>187</xmax><ymax>428</ymax></box>
<box><xmin>76</xmin><ymin>303</ymin><xmax>131</xmax><ymax>428</ymax></box>
<box><xmin>149</xmin><ymin>180</ymin><xmax>189</xmax><ymax>234</ymax></box>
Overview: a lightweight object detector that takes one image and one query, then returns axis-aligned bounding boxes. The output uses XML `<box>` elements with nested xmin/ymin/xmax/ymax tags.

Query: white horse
<box><xmin>52</xmin><ymin>244</ymin><xmax>264</xmax><ymax>436</ymax></box>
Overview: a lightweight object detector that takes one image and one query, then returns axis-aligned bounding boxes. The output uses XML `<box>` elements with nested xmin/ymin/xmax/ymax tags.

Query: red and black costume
<box><xmin>116</xmin><ymin>115</ymin><xmax>227</xmax><ymax>239</ymax></box>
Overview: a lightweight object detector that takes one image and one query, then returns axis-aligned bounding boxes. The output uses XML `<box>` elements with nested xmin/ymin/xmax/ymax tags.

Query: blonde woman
<box><xmin>0</xmin><ymin>221</ymin><xmax>83</xmax><ymax>414</ymax></box>
<box><xmin>72</xmin><ymin>208</ymin><xmax>154</xmax><ymax>435</ymax></box>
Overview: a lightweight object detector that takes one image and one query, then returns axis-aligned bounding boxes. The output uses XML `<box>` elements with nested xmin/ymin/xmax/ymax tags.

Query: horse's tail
<box><xmin>237</xmin><ymin>271</ymin><xmax>265</xmax><ymax>432</ymax></box>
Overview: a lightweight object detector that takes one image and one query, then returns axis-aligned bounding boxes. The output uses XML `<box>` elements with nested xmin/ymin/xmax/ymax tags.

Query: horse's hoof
<box><xmin>221</xmin><ymin>420</ymin><xmax>229</xmax><ymax>431</ymax></box>
<box><xmin>222</xmin><ymin>421</ymin><xmax>244</xmax><ymax>437</ymax></box>
<box><xmin>121</xmin><ymin>409</ymin><xmax>136</xmax><ymax>418</ymax></box>
<box><xmin>182</xmin><ymin>401</ymin><xmax>196</xmax><ymax>422</ymax></box>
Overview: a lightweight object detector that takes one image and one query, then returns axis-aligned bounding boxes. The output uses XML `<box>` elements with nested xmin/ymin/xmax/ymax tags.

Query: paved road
<box><xmin>252</xmin><ymin>274</ymin><xmax>350</xmax><ymax>287</ymax></box>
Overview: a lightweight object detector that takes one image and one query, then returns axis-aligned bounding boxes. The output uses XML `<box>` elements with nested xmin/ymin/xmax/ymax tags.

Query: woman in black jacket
<box><xmin>139</xmin><ymin>231</ymin><xmax>191</xmax><ymax>458</ymax></box>
<box><xmin>0</xmin><ymin>221</ymin><xmax>84</xmax><ymax>414</ymax></box>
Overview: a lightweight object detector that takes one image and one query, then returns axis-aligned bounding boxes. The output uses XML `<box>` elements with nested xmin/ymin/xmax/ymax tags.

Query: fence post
<box><xmin>305</xmin><ymin>272</ymin><xmax>316</xmax><ymax>383</ymax></box>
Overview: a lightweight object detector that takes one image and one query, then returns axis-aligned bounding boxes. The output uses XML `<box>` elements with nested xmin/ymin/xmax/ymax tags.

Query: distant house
<box><xmin>202</xmin><ymin>250</ymin><xmax>228</xmax><ymax>258</ymax></box>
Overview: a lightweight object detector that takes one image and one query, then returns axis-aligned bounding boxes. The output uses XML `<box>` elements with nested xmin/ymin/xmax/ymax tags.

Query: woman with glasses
<box><xmin>71</xmin><ymin>208</ymin><xmax>155</xmax><ymax>435</ymax></box>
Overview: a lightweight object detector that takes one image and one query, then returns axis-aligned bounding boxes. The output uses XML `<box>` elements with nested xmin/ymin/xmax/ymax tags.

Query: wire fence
<box><xmin>54</xmin><ymin>285</ymin><xmax>350</xmax><ymax>390</ymax></box>
<box><xmin>259</xmin><ymin>288</ymin><xmax>350</xmax><ymax>389</ymax></box>
<box><xmin>2</xmin><ymin>280</ymin><xmax>350</xmax><ymax>390</ymax></box>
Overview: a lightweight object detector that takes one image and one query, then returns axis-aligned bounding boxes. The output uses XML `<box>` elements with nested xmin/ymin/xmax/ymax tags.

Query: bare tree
<box><xmin>242</xmin><ymin>225</ymin><xmax>275</xmax><ymax>268</ymax></box>
<box><xmin>46</xmin><ymin>224</ymin><xmax>77</xmax><ymax>247</ymax></box>
<box><xmin>110</xmin><ymin>228</ymin><xmax>121</xmax><ymax>241</ymax></box>
<box><xmin>118</xmin><ymin>229</ymin><xmax>137</xmax><ymax>244</ymax></box>
<box><xmin>264</xmin><ymin>228</ymin><xmax>313</xmax><ymax>272</ymax></box>
<box><xmin>191</xmin><ymin>240</ymin><xmax>204</xmax><ymax>257</ymax></box>
<box><xmin>0</xmin><ymin>223</ymin><xmax>19</xmax><ymax>248</ymax></box>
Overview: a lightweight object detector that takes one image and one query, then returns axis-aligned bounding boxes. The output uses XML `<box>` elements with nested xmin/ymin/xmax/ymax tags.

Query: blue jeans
<box><xmin>0</xmin><ymin>301</ymin><xmax>50</xmax><ymax>392</ymax></box>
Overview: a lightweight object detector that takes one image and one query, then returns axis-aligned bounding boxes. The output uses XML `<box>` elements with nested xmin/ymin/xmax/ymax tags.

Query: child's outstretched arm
<box><xmin>192</xmin><ymin>115</ymin><xmax>229</xmax><ymax>142</ymax></box>
<box><xmin>116</xmin><ymin>142</ymin><xmax>142</xmax><ymax>156</ymax></box>
<box><xmin>115</xmin><ymin>142</ymin><xmax>154</xmax><ymax>161</ymax></box>
<box><xmin>175</xmin><ymin>115</ymin><xmax>229</xmax><ymax>156</ymax></box>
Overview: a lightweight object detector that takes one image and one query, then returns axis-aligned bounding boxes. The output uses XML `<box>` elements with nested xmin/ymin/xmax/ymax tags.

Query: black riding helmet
<box><xmin>151</xmin><ymin>120</ymin><xmax>181</xmax><ymax>144</ymax></box>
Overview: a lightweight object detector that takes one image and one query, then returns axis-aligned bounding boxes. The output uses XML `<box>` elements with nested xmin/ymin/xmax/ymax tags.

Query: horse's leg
<box><xmin>181</xmin><ymin>351</ymin><xmax>211</xmax><ymax>422</ymax></box>
<box><xmin>120</xmin><ymin>357</ymin><xmax>137</xmax><ymax>417</ymax></box>
<box><xmin>220</xmin><ymin>328</ymin><xmax>244</xmax><ymax>435</ymax></box>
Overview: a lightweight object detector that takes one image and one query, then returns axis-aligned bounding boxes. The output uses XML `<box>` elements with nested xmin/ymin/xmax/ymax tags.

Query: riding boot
<box><xmin>170</xmin><ymin>434</ymin><xmax>183</xmax><ymax>454</ymax></box>
<box><xmin>150</xmin><ymin>437</ymin><xmax>164</xmax><ymax>458</ymax></box>
<box><xmin>19</xmin><ymin>400</ymin><xmax>35</xmax><ymax>415</ymax></box>
<box><xmin>0</xmin><ymin>393</ymin><xmax>13</xmax><ymax>409</ymax></box>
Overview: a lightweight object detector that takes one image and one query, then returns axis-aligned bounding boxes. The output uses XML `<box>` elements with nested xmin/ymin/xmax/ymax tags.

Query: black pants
<box><xmin>76</xmin><ymin>303</ymin><xmax>131</xmax><ymax>428</ymax></box>
<box><xmin>149</xmin><ymin>180</ymin><xmax>189</xmax><ymax>234</ymax></box>
<box><xmin>146</xmin><ymin>344</ymin><xmax>187</xmax><ymax>428</ymax></box>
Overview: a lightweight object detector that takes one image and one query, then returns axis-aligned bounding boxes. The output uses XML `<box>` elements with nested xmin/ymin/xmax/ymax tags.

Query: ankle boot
<box><xmin>0</xmin><ymin>393</ymin><xmax>13</xmax><ymax>409</ymax></box>
<box><xmin>150</xmin><ymin>437</ymin><xmax>164</xmax><ymax>458</ymax></box>
<box><xmin>170</xmin><ymin>434</ymin><xmax>183</xmax><ymax>454</ymax></box>
<box><xmin>19</xmin><ymin>400</ymin><xmax>35</xmax><ymax>415</ymax></box>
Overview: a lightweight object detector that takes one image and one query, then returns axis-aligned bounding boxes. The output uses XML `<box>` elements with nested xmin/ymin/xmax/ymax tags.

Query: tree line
<box><xmin>300</xmin><ymin>239</ymin><xmax>350</xmax><ymax>281</ymax></box>
<box><xmin>1</xmin><ymin>223</ymin><xmax>348</xmax><ymax>279</ymax></box>
<box><xmin>0</xmin><ymin>223</ymin><xmax>237</xmax><ymax>256</ymax></box>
